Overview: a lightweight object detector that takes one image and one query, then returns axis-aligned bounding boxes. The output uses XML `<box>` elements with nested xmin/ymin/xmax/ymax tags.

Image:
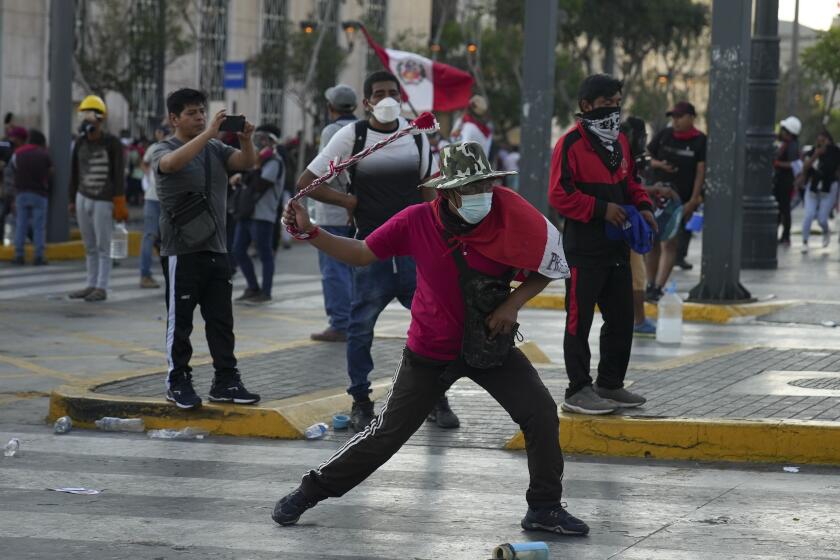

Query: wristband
<box><xmin>288</xmin><ymin>225</ymin><xmax>320</xmax><ymax>241</ymax></box>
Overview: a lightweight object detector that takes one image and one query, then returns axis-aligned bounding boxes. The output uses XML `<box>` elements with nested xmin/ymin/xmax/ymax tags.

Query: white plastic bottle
<box><xmin>304</xmin><ymin>423</ymin><xmax>329</xmax><ymax>440</ymax></box>
<box><xmin>656</xmin><ymin>281</ymin><xmax>683</xmax><ymax>344</ymax></box>
<box><xmin>110</xmin><ymin>222</ymin><xmax>128</xmax><ymax>259</ymax></box>
<box><xmin>95</xmin><ymin>417</ymin><xmax>145</xmax><ymax>432</ymax></box>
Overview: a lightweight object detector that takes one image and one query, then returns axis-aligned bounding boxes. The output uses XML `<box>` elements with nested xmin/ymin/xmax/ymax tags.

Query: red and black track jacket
<box><xmin>549</xmin><ymin>121</ymin><xmax>653</xmax><ymax>267</ymax></box>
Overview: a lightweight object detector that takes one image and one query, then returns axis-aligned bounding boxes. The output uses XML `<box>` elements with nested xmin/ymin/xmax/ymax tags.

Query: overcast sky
<box><xmin>778</xmin><ymin>0</ymin><xmax>839</xmax><ymax>30</ymax></box>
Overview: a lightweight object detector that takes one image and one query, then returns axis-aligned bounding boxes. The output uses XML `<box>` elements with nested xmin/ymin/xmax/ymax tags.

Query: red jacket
<box><xmin>549</xmin><ymin>121</ymin><xmax>652</xmax><ymax>266</ymax></box>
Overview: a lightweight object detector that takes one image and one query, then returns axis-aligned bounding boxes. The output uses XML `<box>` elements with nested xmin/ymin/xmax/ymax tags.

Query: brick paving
<box><xmin>95</xmin><ymin>341</ymin><xmax>840</xmax><ymax>449</ymax></box>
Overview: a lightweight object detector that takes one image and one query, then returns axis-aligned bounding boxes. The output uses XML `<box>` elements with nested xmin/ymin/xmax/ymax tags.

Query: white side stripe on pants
<box><xmin>313</xmin><ymin>354</ymin><xmax>405</xmax><ymax>474</ymax></box>
<box><xmin>165</xmin><ymin>255</ymin><xmax>178</xmax><ymax>388</ymax></box>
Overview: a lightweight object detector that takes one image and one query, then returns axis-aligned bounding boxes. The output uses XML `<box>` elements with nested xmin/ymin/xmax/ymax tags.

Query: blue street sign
<box><xmin>223</xmin><ymin>61</ymin><xmax>247</xmax><ymax>89</ymax></box>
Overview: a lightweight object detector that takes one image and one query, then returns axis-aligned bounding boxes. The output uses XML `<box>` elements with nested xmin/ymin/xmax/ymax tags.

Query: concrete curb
<box><xmin>525</xmin><ymin>293</ymin><xmax>796</xmax><ymax>324</ymax></box>
<box><xmin>505</xmin><ymin>414</ymin><xmax>840</xmax><ymax>465</ymax></box>
<box><xmin>0</xmin><ymin>231</ymin><xmax>142</xmax><ymax>261</ymax></box>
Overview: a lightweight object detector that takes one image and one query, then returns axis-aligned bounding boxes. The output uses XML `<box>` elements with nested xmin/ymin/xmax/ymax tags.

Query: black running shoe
<box><xmin>271</xmin><ymin>487</ymin><xmax>318</xmax><ymax>526</ymax></box>
<box><xmin>166</xmin><ymin>372</ymin><xmax>202</xmax><ymax>409</ymax></box>
<box><xmin>208</xmin><ymin>371</ymin><xmax>261</xmax><ymax>404</ymax></box>
<box><xmin>349</xmin><ymin>400</ymin><xmax>375</xmax><ymax>432</ymax></box>
<box><xmin>426</xmin><ymin>395</ymin><xmax>460</xmax><ymax>429</ymax></box>
<box><xmin>521</xmin><ymin>503</ymin><xmax>590</xmax><ymax>535</ymax></box>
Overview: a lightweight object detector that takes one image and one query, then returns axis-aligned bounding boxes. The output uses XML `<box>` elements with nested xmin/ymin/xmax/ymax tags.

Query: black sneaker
<box><xmin>166</xmin><ymin>372</ymin><xmax>202</xmax><ymax>409</ymax></box>
<box><xmin>426</xmin><ymin>395</ymin><xmax>460</xmax><ymax>429</ymax></box>
<box><xmin>675</xmin><ymin>259</ymin><xmax>693</xmax><ymax>271</ymax></box>
<box><xmin>521</xmin><ymin>503</ymin><xmax>590</xmax><ymax>536</ymax></box>
<box><xmin>208</xmin><ymin>371</ymin><xmax>260</xmax><ymax>404</ymax></box>
<box><xmin>272</xmin><ymin>487</ymin><xmax>317</xmax><ymax>526</ymax></box>
<box><xmin>11</xmin><ymin>256</ymin><xmax>24</xmax><ymax>265</ymax></box>
<box><xmin>645</xmin><ymin>285</ymin><xmax>663</xmax><ymax>303</ymax></box>
<box><xmin>235</xmin><ymin>288</ymin><xmax>260</xmax><ymax>302</ymax></box>
<box><xmin>349</xmin><ymin>400</ymin><xmax>375</xmax><ymax>432</ymax></box>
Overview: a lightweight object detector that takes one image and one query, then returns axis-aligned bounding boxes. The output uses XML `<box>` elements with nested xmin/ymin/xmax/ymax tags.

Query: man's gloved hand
<box><xmin>113</xmin><ymin>195</ymin><xmax>129</xmax><ymax>221</ymax></box>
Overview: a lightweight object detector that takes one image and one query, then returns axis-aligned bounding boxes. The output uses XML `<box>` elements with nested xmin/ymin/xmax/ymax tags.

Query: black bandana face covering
<box><xmin>579</xmin><ymin>106</ymin><xmax>623</xmax><ymax>171</ymax></box>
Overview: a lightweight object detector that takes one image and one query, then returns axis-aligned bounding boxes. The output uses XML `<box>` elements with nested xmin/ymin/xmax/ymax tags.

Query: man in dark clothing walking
<box><xmin>549</xmin><ymin>74</ymin><xmax>657</xmax><ymax>416</ymax></box>
<box><xmin>774</xmin><ymin>115</ymin><xmax>802</xmax><ymax>247</ymax></box>
<box><xmin>645</xmin><ymin>101</ymin><xmax>707</xmax><ymax>299</ymax></box>
<box><xmin>152</xmin><ymin>88</ymin><xmax>261</xmax><ymax>410</ymax></box>
<box><xmin>296</xmin><ymin>71</ymin><xmax>458</xmax><ymax>432</ymax></box>
<box><xmin>7</xmin><ymin>129</ymin><xmax>52</xmax><ymax>265</ymax></box>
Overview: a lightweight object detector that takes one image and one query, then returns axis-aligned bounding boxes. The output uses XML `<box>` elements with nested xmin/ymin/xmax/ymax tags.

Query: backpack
<box><xmin>346</xmin><ymin>119</ymin><xmax>432</xmax><ymax>192</ymax></box>
<box><xmin>230</xmin><ymin>157</ymin><xmax>279</xmax><ymax>221</ymax></box>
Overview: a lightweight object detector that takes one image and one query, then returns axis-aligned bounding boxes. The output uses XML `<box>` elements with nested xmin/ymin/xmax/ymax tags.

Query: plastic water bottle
<box><xmin>304</xmin><ymin>423</ymin><xmax>329</xmax><ymax>440</ymax></box>
<box><xmin>148</xmin><ymin>427</ymin><xmax>210</xmax><ymax>440</ymax></box>
<box><xmin>53</xmin><ymin>416</ymin><xmax>72</xmax><ymax>434</ymax></box>
<box><xmin>685</xmin><ymin>204</ymin><xmax>704</xmax><ymax>232</ymax></box>
<box><xmin>110</xmin><ymin>222</ymin><xmax>128</xmax><ymax>259</ymax></box>
<box><xmin>94</xmin><ymin>417</ymin><xmax>145</xmax><ymax>432</ymax></box>
<box><xmin>4</xmin><ymin>438</ymin><xmax>20</xmax><ymax>457</ymax></box>
<box><xmin>656</xmin><ymin>281</ymin><xmax>683</xmax><ymax>344</ymax></box>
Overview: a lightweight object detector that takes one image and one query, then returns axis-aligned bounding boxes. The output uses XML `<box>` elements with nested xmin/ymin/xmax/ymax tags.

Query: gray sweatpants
<box><xmin>76</xmin><ymin>193</ymin><xmax>113</xmax><ymax>290</ymax></box>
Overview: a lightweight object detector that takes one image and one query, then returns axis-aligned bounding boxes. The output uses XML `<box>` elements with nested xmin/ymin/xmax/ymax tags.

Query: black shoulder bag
<box><xmin>167</xmin><ymin>146</ymin><xmax>217</xmax><ymax>251</ymax></box>
<box><xmin>445</xmin><ymin>234</ymin><xmax>519</xmax><ymax>369</ymax></box>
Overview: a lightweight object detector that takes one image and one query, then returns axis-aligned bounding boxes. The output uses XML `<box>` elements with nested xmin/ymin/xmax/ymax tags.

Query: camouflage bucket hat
<box><xmin>423</xmin><ymin>141</ymin><xmax>516</xmax><ymax>190</ymax></box>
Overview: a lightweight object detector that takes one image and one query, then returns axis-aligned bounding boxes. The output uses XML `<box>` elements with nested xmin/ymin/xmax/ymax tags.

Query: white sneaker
<box><xmin>801</xmin><ymin>243</ymin><xmax>809</xmax><ymax>254</ymax></box>
<box><xmin>823</xmin><ymin>231</ymin><xmax>831</xmax><ymax>248</ymax></box>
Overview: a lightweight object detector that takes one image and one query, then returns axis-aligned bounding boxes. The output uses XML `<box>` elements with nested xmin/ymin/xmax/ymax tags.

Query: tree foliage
<box><xmin>74</xmin><ymin>0</ymin><xmax>193</xmax><ymax>113</ymax></box>
<box><xmin>801</xmin><ymin>27</ymin><xmax>840</xmax><ymax>123</ymax></box>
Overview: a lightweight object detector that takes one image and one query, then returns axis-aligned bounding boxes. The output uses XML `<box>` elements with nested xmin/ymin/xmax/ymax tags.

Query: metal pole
<box><xmin>688</xmin><ymin>0</ymin><xmax>753</xmax><ymax>302</ymax></box>
<box><xmin>518</xmin><ymin>0</ymin><xmax>557</xmax><ymax>215</ymax></box>
<box><xmin>47</xmin><ymin>0</ymin><xmax>74</xmax><ymax>243</ymax></box>
<box><xmin>787</xmin><ymin>0</ymin><xmax>799</xmax><ymax>114</ymax></box>
<box><xmin>155</xmin><ymin>0</ymin><xmax>167</xmax><ymax>126</ymax></box>
<box><xmin>742</xmin><ymin>0</ymin><xmax>780</xmax><ymax>269</ymax></box>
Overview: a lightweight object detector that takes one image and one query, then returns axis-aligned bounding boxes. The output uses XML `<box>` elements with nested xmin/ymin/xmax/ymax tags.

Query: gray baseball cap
<box><xmin>325</xmin><ymin>84</ymin><xmax>358</xmax><ymax>111</ymax></box>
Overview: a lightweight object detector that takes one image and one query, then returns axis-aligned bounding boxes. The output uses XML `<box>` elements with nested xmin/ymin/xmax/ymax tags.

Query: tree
<box><xmin>74</xmin><ymin>0</ymin><xmax>193</xmax><ymax>128</ymax></box>
<box><xmin>801</xmin><ymin>27</ymin><xmax>840</xmax><ymax>126</ymax></box>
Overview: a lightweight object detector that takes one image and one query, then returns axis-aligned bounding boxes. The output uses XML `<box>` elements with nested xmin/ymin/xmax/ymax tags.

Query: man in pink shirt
<box><xmin>272</xmin><ymin>142</ymin><xmax>589</xmax><ymax>536</ymax></box>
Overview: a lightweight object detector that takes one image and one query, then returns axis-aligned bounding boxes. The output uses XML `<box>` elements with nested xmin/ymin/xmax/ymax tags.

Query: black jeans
<box><xmin>161</xmin><ymin>251</ymin><xmax>237</xmax><ymax>381</ymax></box>
<box><xmin>301</xmin><ymin>347</ymin><xmax>564</xmax><ymax>509</ymax></box>
<box><xmin>774</xmin><ymin>179</ymin><xmax>793</xmax><ymax>242</ymax></box>
<box><xmin>563</xmin><ymin>264</ymin><xmax>634</xmax><ymax>398</ymax></box>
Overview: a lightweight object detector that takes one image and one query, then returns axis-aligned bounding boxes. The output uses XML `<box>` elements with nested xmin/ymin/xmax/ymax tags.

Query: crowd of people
<box><xmin>1</xmin><ymin>67</ymin><xmax>839</xmax><ymax>537</ymax></box>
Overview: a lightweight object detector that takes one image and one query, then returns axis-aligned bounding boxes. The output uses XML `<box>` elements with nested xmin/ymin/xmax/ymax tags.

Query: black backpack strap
<box><xmin>347</xmin><ymin>120</ymin><xmax>368</xmax><ymax>193</ymax></box>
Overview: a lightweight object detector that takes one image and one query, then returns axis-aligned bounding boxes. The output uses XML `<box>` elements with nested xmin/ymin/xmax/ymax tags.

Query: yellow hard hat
<box><xmin>79</xmin><ymin>94</ymin><xmax>107</xmax><ymax>115</ymax></box>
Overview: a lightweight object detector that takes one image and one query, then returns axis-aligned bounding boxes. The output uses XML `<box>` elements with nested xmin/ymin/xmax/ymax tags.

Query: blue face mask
<box><xmin>456</xmin><ymin>192</ymin><xmax>493</xmax><ymax>224</ymax></box>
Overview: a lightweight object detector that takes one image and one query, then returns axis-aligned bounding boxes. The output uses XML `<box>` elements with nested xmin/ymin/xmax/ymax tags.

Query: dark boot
<box><xmin>349</xmin><ymin>399</ymin><xmax>375</xmax><ymax>432</ymax></box>
<box><xmin>427</xmin><ymin>395</ymin><xmax>460</xmax><ymax>429</ymax></box>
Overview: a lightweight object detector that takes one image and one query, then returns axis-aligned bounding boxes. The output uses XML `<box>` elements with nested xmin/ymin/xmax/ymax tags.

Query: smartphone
<box><xmin>219</xmin><ymin>115</ymin><xmax>245</xmax><ymax>133</ymax></box>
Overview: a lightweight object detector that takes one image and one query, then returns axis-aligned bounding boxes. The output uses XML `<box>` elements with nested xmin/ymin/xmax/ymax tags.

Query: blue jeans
<box><xmin>14</xmin><ymin>192</ymin><xmax>47</xmax><ymax>260</ymax></box>
<box><xmin>346</xmin><ymin>256</ymin><xmax>416</xmax><ymax>399</ymax></box>
<box><xmin>318</xmin><ymin>226</ymin><xmax>353</xmax><ymax>332</ymax></box>
<box><xmin>140</xmin><ymin>199</ymin><xmax>161</xmax><ymax>278</ymax></box>
<box><xmin>233</xmin><ymin>218</ymin><xmax>275</xmax><ymax>296</ymax></box>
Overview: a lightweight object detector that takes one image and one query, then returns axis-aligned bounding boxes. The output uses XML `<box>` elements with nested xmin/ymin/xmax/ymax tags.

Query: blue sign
<box><xmin>223</xmin><ymin>61</ymin><xmax>247</xmax><ymax>89</ymax></box>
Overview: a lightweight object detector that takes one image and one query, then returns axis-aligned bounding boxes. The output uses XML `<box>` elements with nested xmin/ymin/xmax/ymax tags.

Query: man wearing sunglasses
<box><xmin>273</xmin><ymin>141</ymin><xmax>588</xmax><ymax>536</ymax></box>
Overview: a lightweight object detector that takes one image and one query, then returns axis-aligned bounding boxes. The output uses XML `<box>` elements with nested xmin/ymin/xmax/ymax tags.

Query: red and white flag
<box><xmin>362</xmin><ymin>27</ymin><xmax>474</xmax><ymax>113</ymax></box>
<box><xmin>432</xmin><ymin>188</ymin><xmax>569</xmax><ymax>280</ymax></box>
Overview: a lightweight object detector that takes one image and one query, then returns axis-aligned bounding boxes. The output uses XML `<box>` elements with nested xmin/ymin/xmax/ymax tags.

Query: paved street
<box><xmin>1</xmin><ymin>422</ymin><xmax>839</xmax><ymax>559</ymax></box>
<box><xmin>3</xmin><ymin>215</ymin><xmax>840</xmax><ymax>557</ymax></box>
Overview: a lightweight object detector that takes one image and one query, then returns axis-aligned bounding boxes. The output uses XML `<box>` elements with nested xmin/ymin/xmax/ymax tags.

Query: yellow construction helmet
<box><xmin>79</xmin><ymin>94</ymin><xmax>107</xmax><ymax>115</ymax></box>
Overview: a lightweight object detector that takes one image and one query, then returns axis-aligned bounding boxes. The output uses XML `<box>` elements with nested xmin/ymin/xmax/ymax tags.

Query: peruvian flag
<box><xmin>432</xmin><ymin>188</ymin><xmax>569</xmax><ymax>280</ymax></box>
<box><xmin>361</xmin><ymin>27</ymin><xmax>474</xmax><ymax>113</ymax></box>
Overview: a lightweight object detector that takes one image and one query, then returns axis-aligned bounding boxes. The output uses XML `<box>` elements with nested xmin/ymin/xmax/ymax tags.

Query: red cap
<box><xmin>666</xmin><ymin>101</ymin><xmax>696</xmax><ymax>117</ymax></box>
<box><xmin>7</xmin><ymin>126</ymin><xmax>27</xmax><ymax>141</ymax></box>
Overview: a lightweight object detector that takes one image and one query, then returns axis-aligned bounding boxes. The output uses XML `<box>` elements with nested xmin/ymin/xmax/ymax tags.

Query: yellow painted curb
<box><xmin>505</xmin><ymin>414</ymin><xmax>840</xmax><ymax>465</ymax></box>
<box><xmin>516</xmin><ymin>341</ymin><xmax>552</xmax><ymax>364</ymax></box>
<box><xmin>0</xmin><ymin>231</ymin><xmax>142</xmax><ymax>261</ymax></box>
<box><xmin>525</xmin><ymin>293</ymin><xmax>795</xmax><ymax>324</ymax></box>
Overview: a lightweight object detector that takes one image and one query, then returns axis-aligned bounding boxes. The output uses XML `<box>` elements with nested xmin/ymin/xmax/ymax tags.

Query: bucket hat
<box><xmin>423</xmin><ymin>141</ymin><xmax>516</xmax><ymax>190</ymax></box>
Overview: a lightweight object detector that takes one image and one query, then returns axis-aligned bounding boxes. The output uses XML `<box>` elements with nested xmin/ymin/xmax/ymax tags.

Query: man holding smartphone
<box><xmin>152</xmin><ymin>88</ymin><xmax>261</xmax><ymax>410</ymax></box>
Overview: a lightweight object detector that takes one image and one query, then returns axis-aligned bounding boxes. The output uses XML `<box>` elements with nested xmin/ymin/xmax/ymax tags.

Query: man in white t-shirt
<box><xmin>296</xmin><ymin>70</ymin><xmax>460</xmax><ymax>433</ymax></box>
<box><xmin>139</xmin><ymin>125</ymin><xmax>169</xmax><ymax>289</ymax></box>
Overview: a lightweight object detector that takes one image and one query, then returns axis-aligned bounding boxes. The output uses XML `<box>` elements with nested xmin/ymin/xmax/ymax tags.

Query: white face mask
<box><xmin>456</xmin><ymin>192</ymin><xmax>493</xmax><ymax>224</ymax></box>
<box><xmin>372</xmin><ymin>97</ymin><xmax>401</xmax><ymax>123</ymax></box>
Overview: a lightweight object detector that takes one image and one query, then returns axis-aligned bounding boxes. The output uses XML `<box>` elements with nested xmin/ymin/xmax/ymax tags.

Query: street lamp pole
<box><xmin>47</xmin><ymin>0</ymin><xmax>74</xmax><ymax>243</ymax></box>
<box><xmin>518</xmin><ymin>0</ymin><xmax>557</xmax><ymax>215</ymax></box>
<box><xmin>741</xmin><ymin>0</ymin><xmax>780</xmax><ymax>270</ymax></box>
<box><xmin>688</xmin><ymin>0</ymin><xmax>753</xmax><ymax>302</ymax></box>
